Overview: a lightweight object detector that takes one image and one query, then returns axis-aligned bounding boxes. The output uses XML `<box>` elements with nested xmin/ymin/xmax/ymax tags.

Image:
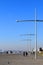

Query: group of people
<box><xmin>23</xmin><ymin>51</ymin><xmax>28</xmax><ymax>56</ymax></box>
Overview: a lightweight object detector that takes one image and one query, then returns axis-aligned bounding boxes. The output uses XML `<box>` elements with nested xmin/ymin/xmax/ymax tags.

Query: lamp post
<box><xmin>16</xmin><ymin>8</ymin><xmax>43</xmax><ymax>59</ymax></box>
<box><xmin>21</xmin><ymin>39</ymin><xmax>32</xmax><ymax>53</ymax></box>
<box><xmin>20</xmin><ymin>33</ymin><xmax>35</xmax><ymax>53</ymax></box>
<box><xmin>35</xmin><ymin>8</ymin><xmax>37</xmax><ymax>59</ymax></box>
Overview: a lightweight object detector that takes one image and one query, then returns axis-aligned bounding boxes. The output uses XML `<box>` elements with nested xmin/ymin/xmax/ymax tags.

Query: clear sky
<box><xmin>0</xmin><ymin>0</ymin><xmax>43</xmax><ymax>51</ymax></box>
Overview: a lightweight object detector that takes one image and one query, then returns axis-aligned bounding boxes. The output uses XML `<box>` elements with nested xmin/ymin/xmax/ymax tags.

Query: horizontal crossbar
<box><xmin>16</xmin><ymin>20</ymin><xmax>43</xmax><ymax>22</ymax></box>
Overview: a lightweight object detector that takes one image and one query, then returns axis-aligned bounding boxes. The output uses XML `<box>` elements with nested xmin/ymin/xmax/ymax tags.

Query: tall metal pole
<box><xmin>16</xmin><ymin>8</ymin><xmax>43</xmax><ymax>59</ymax></box>
<box><xmin>35</xmin><ymin>8</ymin><xmax>37</xmax><ymax>59</ymax></box>
<box><xmin>29</xmin><ymin>34</ymin><xmax>31</xmax><ymax>53</ymax></box>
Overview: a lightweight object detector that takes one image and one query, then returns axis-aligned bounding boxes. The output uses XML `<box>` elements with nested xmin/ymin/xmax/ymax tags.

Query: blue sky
<box><xmin>0</xmin><ymin>0</ymin><xmax>43</xmax><ymax>50</ymax></box>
